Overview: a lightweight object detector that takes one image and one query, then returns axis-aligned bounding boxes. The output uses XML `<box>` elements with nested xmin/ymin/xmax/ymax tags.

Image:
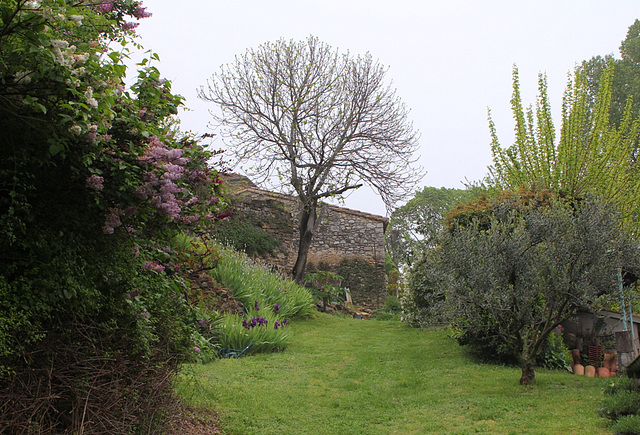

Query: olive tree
<box><xmin>200</xmin><ymin>36</ymin><xmax>423</xmax><ymax>280</ymax></box>
<box><xmin>441</xmin><ymin>195</ymin><xmax>638</xmax><ymax>385</ymax></box>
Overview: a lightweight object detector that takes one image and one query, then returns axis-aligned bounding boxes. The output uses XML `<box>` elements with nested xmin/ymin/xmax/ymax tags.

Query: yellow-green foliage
<box><xmin>488</xmin><ymin>62</ymin><xmax>640</xmax><ymax>231</ymax></box>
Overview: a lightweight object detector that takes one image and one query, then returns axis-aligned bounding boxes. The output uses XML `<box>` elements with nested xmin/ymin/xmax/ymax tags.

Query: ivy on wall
<box><xmin>308</xmin><ymin>258</ymin><xmax>386</xmax><ymax>307</ymax></box>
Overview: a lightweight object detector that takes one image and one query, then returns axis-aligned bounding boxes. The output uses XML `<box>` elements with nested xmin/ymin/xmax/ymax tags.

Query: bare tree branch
<box><xmin>199</xmin><ymin>36</ymin><xmax>424</xmax><ymax>278</ymax></box>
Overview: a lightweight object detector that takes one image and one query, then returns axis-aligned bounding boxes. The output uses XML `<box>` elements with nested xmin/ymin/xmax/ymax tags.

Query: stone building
<box><xmin>219</xmin><ymin>175</ymin><xmax>388</xmax><ymax>307</ymax></box>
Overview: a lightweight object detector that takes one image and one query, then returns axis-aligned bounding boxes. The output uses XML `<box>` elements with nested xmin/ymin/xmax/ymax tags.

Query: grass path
<box><xmin>176</xmin><ymin>314</ymin><xmax>609</xmax><ymax>434</ymax></box>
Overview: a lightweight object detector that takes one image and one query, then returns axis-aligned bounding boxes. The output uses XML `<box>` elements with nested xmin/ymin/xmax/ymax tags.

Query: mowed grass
<box><xmin>176</xmin><ymin>314</ymin><xmax>609</xmax><ymax>434</ymax></box>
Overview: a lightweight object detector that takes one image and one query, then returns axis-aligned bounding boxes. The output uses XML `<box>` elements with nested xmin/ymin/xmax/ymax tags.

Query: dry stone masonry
<box><xmin>222</xmin><ymin>175</ymin><xmax>388</xmax><ymax>307</ymax></box>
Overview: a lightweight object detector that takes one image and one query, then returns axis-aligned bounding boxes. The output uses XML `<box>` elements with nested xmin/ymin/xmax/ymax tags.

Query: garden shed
<box><xmin>562</xmin><ymin>309</ymin><xmax>640</xmax><ymax>369</ymax></box>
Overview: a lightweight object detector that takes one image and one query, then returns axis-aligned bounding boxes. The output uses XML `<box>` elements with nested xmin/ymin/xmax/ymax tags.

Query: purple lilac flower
<box><xmin>102</xmin><ymin>207</ymin><xmax>123</xmax><ymax>234</ymax></box>
<box><xmin>86</xmin><ymin>174</ymin><xmax>104</xmax><ymax>191</ymax></box>
<box><xmin>214</xmin><ymin>211</ymin><xmax>232</xmax><ymax>221</ymax></box>
<box><xmin>85</xmin><ymin>131</ymin><xmax>98</xmax><ymax>142</ymax></box>
<box><xmin>98</xmin><ymin>2</ymin><xmax>113</xmax><ymax>13</ymax></box>
<box><xmin>121</xmin><ymin>21</ymin><xmax>139</xmax><ymax>31</ymax></box>
<box><xmin>143</xmin><ymin>260</ymin><xmax>165</xmax><ymax>273</ymax></box>
<box><xmin>181</xmin><ymin>214</ymin><xmax>200</xmax><ymax>225</ymax></box>
<box><xmin>162</xmin><ymin>162</ymin><xmax>184</xmax><ymax>180</ymax></box>
<box><xmin>273</xmin><ymin>304</ymin><xmax>280</xmax><ymax>314</ymax></box>
<box><xmin>133</xmin><ymin>6</ymin><xmax>153</xmax><ymax>19</ymax></box>
<box><xmin>124</xmin><ymin>206</ymin><xmax>138</xmax><ymax>216</ymax></box>
<box><xmin>274</xmin><ymin>321</ymin><xmax>280</xmax><ymax>330</ymax></box>
<box><xmin>254</xmin><ymin>300</ymin><xmax>259</xmax><ymax>311</ymax></box>
<box><xmin>193</xmin><ymin>347</ymin><xmax>201</xmax><ymax>353</ymax></box>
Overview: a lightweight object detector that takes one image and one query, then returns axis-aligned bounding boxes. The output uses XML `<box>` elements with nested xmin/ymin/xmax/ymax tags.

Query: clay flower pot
<box><xmin>585</xmin><ymin>365</ymin><xmax>596</xmax><ymax>377</ymax></box>
<box><xmin>604</xmin><ymin>352</ymin><xmax>617</xmax><ymax>373</ymax></box>
<box><xmin>573</xmin><ymin>364</ymin><xmax>584</xmax><ymax>375</ymax></box>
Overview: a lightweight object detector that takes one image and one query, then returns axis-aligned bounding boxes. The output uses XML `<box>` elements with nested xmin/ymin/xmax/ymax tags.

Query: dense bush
<box><xmin>611</xmin><ymin>415</ymin><xmax>640</xmax><ymax>435</ymax></box>
<box><xmin>600</xmin><ymin>376</ymin><xmax>640</xmax><ymax>434</ymax></box>
<box><xmin>600</xmin><ymin>390</ymin><xmax>640</xmax><ymax>420</ymax></box>
<box><xmin>0</xmin><ymin>1</ymin><xmax>228</xmax><ymax>432</ymax></box>
<box><xmin>402</xmin><ymin>251</ymin><xmax>450</xmax><ymax>327</ymax></box>
<box><xmin>605</xmin><ymin>376</ymin><xmax>640</xmax><ymax>396</ymax></box>
<box><xmin>212</xmin><ymin>211</ymin><xmax>281</xmax><ymax>257</ymax></box>
<box><xmin>373</xmin><ymin>295</ymin><xmax>403</xmax><ymax>321</ymax></box>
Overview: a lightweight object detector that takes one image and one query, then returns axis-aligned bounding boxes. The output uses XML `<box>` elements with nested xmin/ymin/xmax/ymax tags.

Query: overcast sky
<box><xmin>130</xmin><ymin>1</ymin><xmax>639</xmax><ymax>216</ymax></box>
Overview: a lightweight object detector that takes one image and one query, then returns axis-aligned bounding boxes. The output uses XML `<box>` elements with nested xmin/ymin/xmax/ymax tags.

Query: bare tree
<box><xmin>200</xmin><ymin>36</ymin><xmax>423</xmax><ymax>280</ymax></box>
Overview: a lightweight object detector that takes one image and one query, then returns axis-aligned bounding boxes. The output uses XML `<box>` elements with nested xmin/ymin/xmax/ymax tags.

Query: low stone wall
<box><xmin>225</xmin><ymin>182</ymin><xmax>388</xmax><ymax>308</ymax></box>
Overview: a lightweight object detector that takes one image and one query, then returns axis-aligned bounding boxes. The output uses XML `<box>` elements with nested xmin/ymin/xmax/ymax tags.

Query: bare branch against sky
<box><xmin>130</xmin><ymin>0</ymin><xmax>639</xmax><ymax>216</ymax></box>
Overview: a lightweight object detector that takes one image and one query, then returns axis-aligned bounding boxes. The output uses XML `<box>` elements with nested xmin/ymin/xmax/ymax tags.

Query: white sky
<box><xmin>130</xmin><ymin>1</ymin><xmax>639</xmax><ymax>216</ymax></box>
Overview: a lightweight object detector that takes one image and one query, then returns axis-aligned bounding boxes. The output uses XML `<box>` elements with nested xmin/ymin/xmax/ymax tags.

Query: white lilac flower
<box><xmin>13</xmin><ymin>71</ymin><xmax>33</xmax><ymax>85</ymax></box>
<box><xmin>68</xmin><ymin>124</ymin><xmax>82</xmax><ymax>135</ymax></box>
<box><xmin>74</xmin><ymin>53</ymin><xmax>89</xmax><ymax>64</ymax></box>
<box><xmin>69</xmin><ymin>15</ymin><xmax>83</xmax><ymax>26</ymax></box>
<box><xmin>50</xmin><ymin>39</ymin><xmax>69</xmax><ymax>49</ymax></box>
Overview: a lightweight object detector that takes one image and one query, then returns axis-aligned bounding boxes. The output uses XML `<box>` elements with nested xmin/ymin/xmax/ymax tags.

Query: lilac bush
<box><xmin>0</xmin><ymin>1</ymin><xmax>229</xmax><ymax>432</ymax></box>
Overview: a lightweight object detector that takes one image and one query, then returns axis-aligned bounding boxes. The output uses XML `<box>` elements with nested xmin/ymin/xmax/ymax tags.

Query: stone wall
<box><xmin>223</xmin><ymin>177</ymin><xmax>388</xmax><ymax>307</ymax></box>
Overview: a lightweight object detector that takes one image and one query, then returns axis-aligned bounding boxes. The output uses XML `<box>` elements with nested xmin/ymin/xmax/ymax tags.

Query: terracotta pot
<box><xmin>585</xmin><ymin>365</ymin><xmax>596</xmax><ymax>377</ymax></box>
<box><xmin>604</xmin><ymin>352</ymin><xmax>617</xmax><ymax>373</ymax></box>
<box><xmin>573</xmin><ymin>364</ymin><xmax>584</xmax><ymax>375</ymax></box>
<box><xmin>597</xmin><ymin>367</ymin><xmax>610</xmax><ymax>378</ymax></box>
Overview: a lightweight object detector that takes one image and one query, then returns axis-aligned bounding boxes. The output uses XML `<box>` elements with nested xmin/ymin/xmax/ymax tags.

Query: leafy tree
<box><xmin>441</xmin><ymin>194</ymin><xmax>638</xmax><ymax>385</ymax></box>
<box><xmin>199</xmin><ymin>36</ymin><xmax>423</xmax><ymax>280</ymax></box>
<box><xmin>488</xmin><ymin>63</ymin><xmax>640</xmax><ymax>230</ymax></box>
<box><xmin>581</xmin><ymin>20</ymin><xmax>640</xmax><ymax>129</ymax></box>
<box><xmin>0</xmin><ymin>1</ymin><xmax>227</xmax><ymax>431</ymax></box>
<box><xmin>387</xmin><ymin>187</ymin><xmax>480</xmax><ymax>269</ymax></box>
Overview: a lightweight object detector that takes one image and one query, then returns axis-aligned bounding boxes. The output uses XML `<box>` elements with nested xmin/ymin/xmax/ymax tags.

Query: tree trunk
<box><xmin>292</xmin><ymin>203</ymin><xmax>317</xmax><ymax>282</ymax></box>
<box><xmin>519</xmin><ymin>361</ymin><xmax>536</xmax><ymax>385</ymax></box>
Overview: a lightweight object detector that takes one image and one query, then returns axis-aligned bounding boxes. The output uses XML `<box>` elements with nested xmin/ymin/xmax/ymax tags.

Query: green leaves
<box><xmin>489</xmin><ymin>61</ymin><xmax>640</xmax><ymax>231</ymax></box>
<box><xmin>437</xmin><ymin>194</ymin><xmax>639</xmax><ymax>384</ymax></box>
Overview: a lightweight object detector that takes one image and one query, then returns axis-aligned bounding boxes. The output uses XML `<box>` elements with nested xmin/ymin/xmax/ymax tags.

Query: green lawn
<box><xmin>176</xmin><ymin>314</ymin><xmax>609</xmax><ymax>434</ymax></box>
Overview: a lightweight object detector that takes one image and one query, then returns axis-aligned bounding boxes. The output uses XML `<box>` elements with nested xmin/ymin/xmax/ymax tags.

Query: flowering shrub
<box><xmin>0</xmin><ymin>1</ymin><xmax>228</xmax><ymax>432</ymax></box>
